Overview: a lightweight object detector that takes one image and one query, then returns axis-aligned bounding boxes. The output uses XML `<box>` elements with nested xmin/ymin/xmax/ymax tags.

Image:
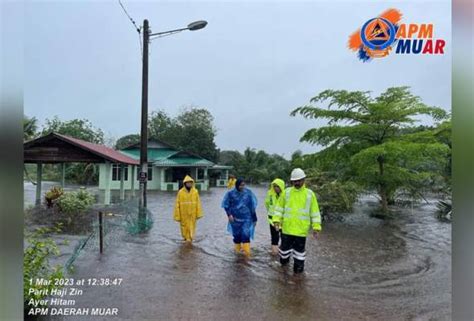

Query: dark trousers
<box><xmin>269</xmin><ymin>223</ymin><xmax>280</xmax><ymax>246</ymax></box>
<box><xmin>279</xmin><ymin>233</ymin><xmax>307</xmax><ymax>273</ymax></box>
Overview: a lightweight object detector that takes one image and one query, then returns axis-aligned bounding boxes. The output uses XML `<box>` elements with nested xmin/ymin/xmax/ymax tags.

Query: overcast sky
<box><xmin>25</xmin><ymin>0</ymin><xmax>451</xmax><ymax>158</ymax></box>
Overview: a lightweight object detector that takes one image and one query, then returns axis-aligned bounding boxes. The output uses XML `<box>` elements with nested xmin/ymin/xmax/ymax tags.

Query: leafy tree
<box><xmin>148</xmin><ymin>107</ymin><xmax>219</xmax><ymax>162</ymax></box>
<box><xmin>148</xmin><ymin>110</ymin><xmax>175</xmax><ymax>143</ymax></box>
<box><xmin>24</xmin><ymin>115</ymin><xmax>38</xmax><ymax>141</ymax></box>
<box><xmin>219</xmin><ymin>148</ymin><xmax>291</xmax><ymax>183</ymax></box>
<box><xmin>291</xmin><ymin>86</ymin><xmax>449</xmax><ymax>213</ymax></box>
<box><xmin>41</xmin><ymin>116</ymin><xmax>104</xmax><ymax>144</ymax></box>
<box><xmin>115</xmin><ymin>134</ymin><xmax>140</xmax><ymax>150</ymax></box>
<box><xmin>434</xmin><ymin>120</ymin><xmax>452</xmax><ymax>188</ymax></box>
<box><xmin>219</xmin><ymin>150</ymin><xmax>244</xmax><ymax>165</ymax></box>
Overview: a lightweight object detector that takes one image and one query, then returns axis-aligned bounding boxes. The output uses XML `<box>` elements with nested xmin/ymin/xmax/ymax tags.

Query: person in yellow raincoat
<box><xmin>173</xmin><ymin>175</ymin><xmax>203</xmax><ymax>242</ymax></box>
<box><xmin>227</xmin><ymin>174</ymin><xmax>237</xmax><ymax>189</ymax></box>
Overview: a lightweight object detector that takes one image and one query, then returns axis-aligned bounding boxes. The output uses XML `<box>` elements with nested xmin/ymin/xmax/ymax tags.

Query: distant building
<box><xmin>98</xmin><ymin>140</ymin><xmax>232</xmax><ymax>192</ymax></box>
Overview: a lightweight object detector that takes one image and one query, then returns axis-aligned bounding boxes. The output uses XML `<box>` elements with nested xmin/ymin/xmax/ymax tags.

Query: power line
<box><xmin>118</xmin><ymin>0</ymin><xmax>140</xmax><ymax>33</ymax></box>
<box><xmin>138</xmin><ymin>27</ymin><xmax>143</xmax><ymax>59</ymax></box>
<box><xmin>118</xmin><ymin>0</ymin><xmax>142</xmax><ymax>59</ymax></box>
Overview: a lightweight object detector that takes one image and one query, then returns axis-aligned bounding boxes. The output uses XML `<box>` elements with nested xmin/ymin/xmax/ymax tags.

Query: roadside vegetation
<box><xmin>25</xmin><ymin>87</ymin><xmax>451</xmax><ymax>218</ymax></box>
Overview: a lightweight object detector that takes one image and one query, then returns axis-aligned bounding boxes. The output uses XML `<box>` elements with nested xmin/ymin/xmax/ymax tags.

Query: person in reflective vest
<box><xmin>221</xmin><ymin>178</ymin><xmax>258</xmax><ymax>256</ymax></box>
<box><xmin>264</xmin><ymin>178</ymin><xmax>285</xmax><ymax>255</ymax></box>
<box><xmin>272</xmin><ymin>168</ymin><xmax>321</xmax><ymax>273</ymax></box>
<box><xmin>173</xmin><ymin>175</ymin><xmax>203</xmax><ymax>242</ymax></box>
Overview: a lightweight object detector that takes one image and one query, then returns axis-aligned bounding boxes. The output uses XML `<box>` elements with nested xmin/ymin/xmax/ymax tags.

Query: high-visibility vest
<box><xmin>265</xmin><ymin>191</ymin><xmax>282</xmax><ymax>225</ymax></box>
<box><xmin>272</xmin><ymin>186</ymin><xmax>321</xmax><ymax>237</ymax></box>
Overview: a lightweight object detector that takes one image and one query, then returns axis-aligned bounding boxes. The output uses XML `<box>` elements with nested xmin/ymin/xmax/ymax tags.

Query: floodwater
<box><xmin>26</xmin><ymin>185</ymin><xmax>451</xmax><ymax>321</ymax></box>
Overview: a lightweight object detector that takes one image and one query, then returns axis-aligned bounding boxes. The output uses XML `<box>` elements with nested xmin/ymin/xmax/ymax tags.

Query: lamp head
<box><xmin>187</xmin><ymin>20</ymin><xmax>208</xmax><ymax>31</ymax></box>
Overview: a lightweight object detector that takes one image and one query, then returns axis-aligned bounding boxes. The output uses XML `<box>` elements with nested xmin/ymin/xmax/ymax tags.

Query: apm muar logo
<box><xmin>348</xmin><ymin>8</ymin><xmax>446</xmax><ymax>62</ymax></box>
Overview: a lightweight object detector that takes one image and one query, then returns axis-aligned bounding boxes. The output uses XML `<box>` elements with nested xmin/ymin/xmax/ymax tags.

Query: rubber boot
<box><xmin>242</xmin><ymin>242</ymin><xmax>251</xmax><ymax>256</ymax></box>
<box><xmin>294</xmin><ymin>259</ymin><xmax>305</xmax><ymax>274</ymax></box>
<box><xmin>234</xmin><ymin>243</ymin><xmax>241</xmax><ymax>253</ymax></box>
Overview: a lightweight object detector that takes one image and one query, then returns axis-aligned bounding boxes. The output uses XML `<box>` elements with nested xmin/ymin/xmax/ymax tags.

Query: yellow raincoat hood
<box><xmin>183</xmin><ymin>175</ymin><xmax>195</xmax><ymax>185</ymax></box>
<box><xmin>265</xmin><ymin>178</ymin><xmax>286</xmax><ymax>225</ymax></box>
<box><xmin>270</xmin><ymin>178</ymin><xmax>285</xmax><ymax>194</ymax></box>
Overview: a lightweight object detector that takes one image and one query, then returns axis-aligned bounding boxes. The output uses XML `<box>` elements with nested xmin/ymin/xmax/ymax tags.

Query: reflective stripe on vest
<box><xmin>298</xmin><ymin>216</ymin><xmax>310</xmax><ymax>221</ymax></box>
<box><xmin>305</xmin><ymin>191</ymin><xmax>312</xmax><ymax>215</ymax></box>
<box><xmin>274</xmin><ymin>206</ymin><xmax>284</xmax><ymax>211</ymax></box>
<box><xmin>311</xmin><ymin>211</ymin><xmax>321</xmax><ymax>223</ymax></box>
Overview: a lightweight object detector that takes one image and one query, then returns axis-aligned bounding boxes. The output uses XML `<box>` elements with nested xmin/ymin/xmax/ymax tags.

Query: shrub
<box><xmin>44</xmin><ymin>186</ymin><xmax>64</xmax><ymax>208</ymax></box>
<box><xmin>76</xmin><ymin>188</ymin><xmax>95</xmax><ymax>204</ymax></box>
<box><xmin>56</xmin><ymin>188</ymin><xmax>95</xmax><ymax>215</ymax></box>
<box><xmin>306</xmin><ymin>170</ymin><xmax>361</xmax><ymax>215</ymax></box>
<box><xmin>24</xmin><ymin>226</ymin><xmax>64</xmax><ymax>311</ymax></box>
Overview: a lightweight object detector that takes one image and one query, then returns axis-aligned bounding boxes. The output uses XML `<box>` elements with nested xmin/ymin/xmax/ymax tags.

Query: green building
<box><xmin>98</xmin><ymin>140</ymin><xmax>232</xmax><ymax>192</ymax></box>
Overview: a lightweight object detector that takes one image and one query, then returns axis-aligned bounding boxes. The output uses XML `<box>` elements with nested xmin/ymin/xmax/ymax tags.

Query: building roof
<box><xmin>122</xmin><ymin>139</ymin><xmax>176</xmax><ymax>150</ymax></box>
<box><xmin>57</xmin><ymin>134</ymin><xmax>139</xmax><ymax>165</ymax></box>
<box><xmin>154</xmin><ymin>157</ymin><xmax>215</xmax><ymax>167</ymax></box>
<box><xmin>120</xmin><ymin>148</ymin><xmax>178</xmax><ymax>161</ymax></box>
<box><xmin>24</xmin><ymin>133</ymin><xmax>139</xmax><ymax>165</ymax></box>
<box><xmin>120</xmin><ymin>142</ymin><xmax>220</xmax><ymax>168</ymax></box>
<box><xmin>210</xmin><ymin>164</ymin><xmax>234</xmax><ymax>170</ymax></box>
<box><xmin>24</xmin><ymin>133</ymin><xmax>232</xmax><ymax>169</ymax></box>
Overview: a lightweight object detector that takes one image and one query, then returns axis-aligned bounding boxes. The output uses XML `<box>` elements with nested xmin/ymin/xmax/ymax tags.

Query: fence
<box><xmin>64</xmin><ymin>197</ymin><xmax>153</xmax><ymax>271</ymax></box>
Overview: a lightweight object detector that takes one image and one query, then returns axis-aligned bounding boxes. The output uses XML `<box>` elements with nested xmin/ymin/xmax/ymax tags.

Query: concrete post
<box><xmin>131</xmin><ymin>165</ymin><xmax>136</xmax><ymax>197</ymax></box>
<box><xmin>35</xmin><ymin>162</ymin><xmax>43</xmax><ymax>205</ymax></box>
<box><xmin>204</xmin><ymin>167</ymin><xmax>209</xmax><ymax>191</ymax></box>
<box><xmin>60</xmin><ymin>163</ymin><xmax>66</xmax><ymax>188</ymax></box>
<box><xmin>160</xmin><ymin>168</ymin><xmax>165</xmax><ymax>191</ymax></box>
<box><xmin>120</xmin><ymin>164</ymin><xmax>125</xmax><ymax>201</ymax></box>
<box><xmin>104</xmin><ymin>162</ymin><xmax>111</xmax><ymax>205</ymax></box>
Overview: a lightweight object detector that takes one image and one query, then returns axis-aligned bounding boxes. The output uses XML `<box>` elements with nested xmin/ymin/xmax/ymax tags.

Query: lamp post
<box><xmin>138</xmin><ymin>19</ymin><xmax>207</xmax><ymax>228</ymax></box>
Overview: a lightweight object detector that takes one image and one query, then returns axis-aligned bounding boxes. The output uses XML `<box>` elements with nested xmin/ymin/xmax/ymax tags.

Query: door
<box><xmin>172</xmin><ymin>167</ymin><xmax>192</xmax><ymax>189</ymax></box>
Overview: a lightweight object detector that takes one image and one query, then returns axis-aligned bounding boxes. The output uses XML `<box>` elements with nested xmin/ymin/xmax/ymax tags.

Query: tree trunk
<box><xmin>377</xmin><ymin>155</ymin><xmax>388</xmax><ymax>213</ymax></box>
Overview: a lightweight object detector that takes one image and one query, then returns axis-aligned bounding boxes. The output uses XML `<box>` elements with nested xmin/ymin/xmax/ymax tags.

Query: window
<box><xmin>164</xmin><ymin>169</ymin><xmax>172</xmax><ymax>182</ymax></box>
<box><xmin>148</xmin><ymin>165</ymin><xmax>153</xmax><ymax>181</ymax></box>
<box><xmin>112</xmin><ymin>164</ymin><xmax>128</xmax><ymax>181</ymax></box>
<box><xmin>136</xmin><ymin>164</ymin><xmax>153</xmax><ymax>181</ymax></box>
<box><xmin>197</xmin><ymin>169</ymin><xmax>205</xmax><ymax>180</ymax></box>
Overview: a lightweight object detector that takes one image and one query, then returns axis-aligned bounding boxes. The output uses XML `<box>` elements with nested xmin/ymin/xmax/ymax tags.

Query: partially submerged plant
<box><xmin>436</xmin><ymin>199</ymin><xmax>452</xmax><ymax>222</ymax></box>
<box><xmin>23</xmin><ymin>225</ymin><xmax>64</xmax><ymax>311</ymax></box>
<box><xmin>44</xmin><ymin>186</ymin><xmax>64</xmax><ymax>208</ymax></box>
<box><xmin>56</xmin><ymin>188</ymin><xmax>94</xmax><ymax>215</ymax></box>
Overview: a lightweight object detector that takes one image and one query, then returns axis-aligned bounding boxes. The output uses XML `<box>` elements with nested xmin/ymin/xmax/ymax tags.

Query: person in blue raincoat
<box><xmin>221</xmin><ymin>178</ymin><xmax>258</xmax><ymax>256</ymax></box>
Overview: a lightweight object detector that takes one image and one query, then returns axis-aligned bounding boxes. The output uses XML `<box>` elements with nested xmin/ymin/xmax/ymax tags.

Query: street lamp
<box><xmin>138</xmin><ymin>19</ymin><xmax>207</xmax><ymax>228</ymax></box>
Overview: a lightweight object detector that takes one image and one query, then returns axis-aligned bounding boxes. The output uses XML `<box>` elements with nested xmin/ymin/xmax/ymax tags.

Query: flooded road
<box><xmin>30</xmin><ymin>185</ymin><xmax>451</xmax><ymax>321</ymax></box>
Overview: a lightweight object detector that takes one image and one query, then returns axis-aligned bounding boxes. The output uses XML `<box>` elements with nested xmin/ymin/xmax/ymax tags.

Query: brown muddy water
<box><xmin>25</xmin><ymin>183</ymin><xmax>451</xmax><ymax>321</ymax></box>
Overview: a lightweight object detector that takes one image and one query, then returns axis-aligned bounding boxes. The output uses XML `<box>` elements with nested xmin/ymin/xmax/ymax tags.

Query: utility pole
<box><xmin>135</xmin><ymin>18</ymin><xmax>207</xmax><ymax>232</ymax></box>
<box><xmin>138</xmin><ymin>19</ymin><xmax>149</xmax><ymax>223</ymax></box>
